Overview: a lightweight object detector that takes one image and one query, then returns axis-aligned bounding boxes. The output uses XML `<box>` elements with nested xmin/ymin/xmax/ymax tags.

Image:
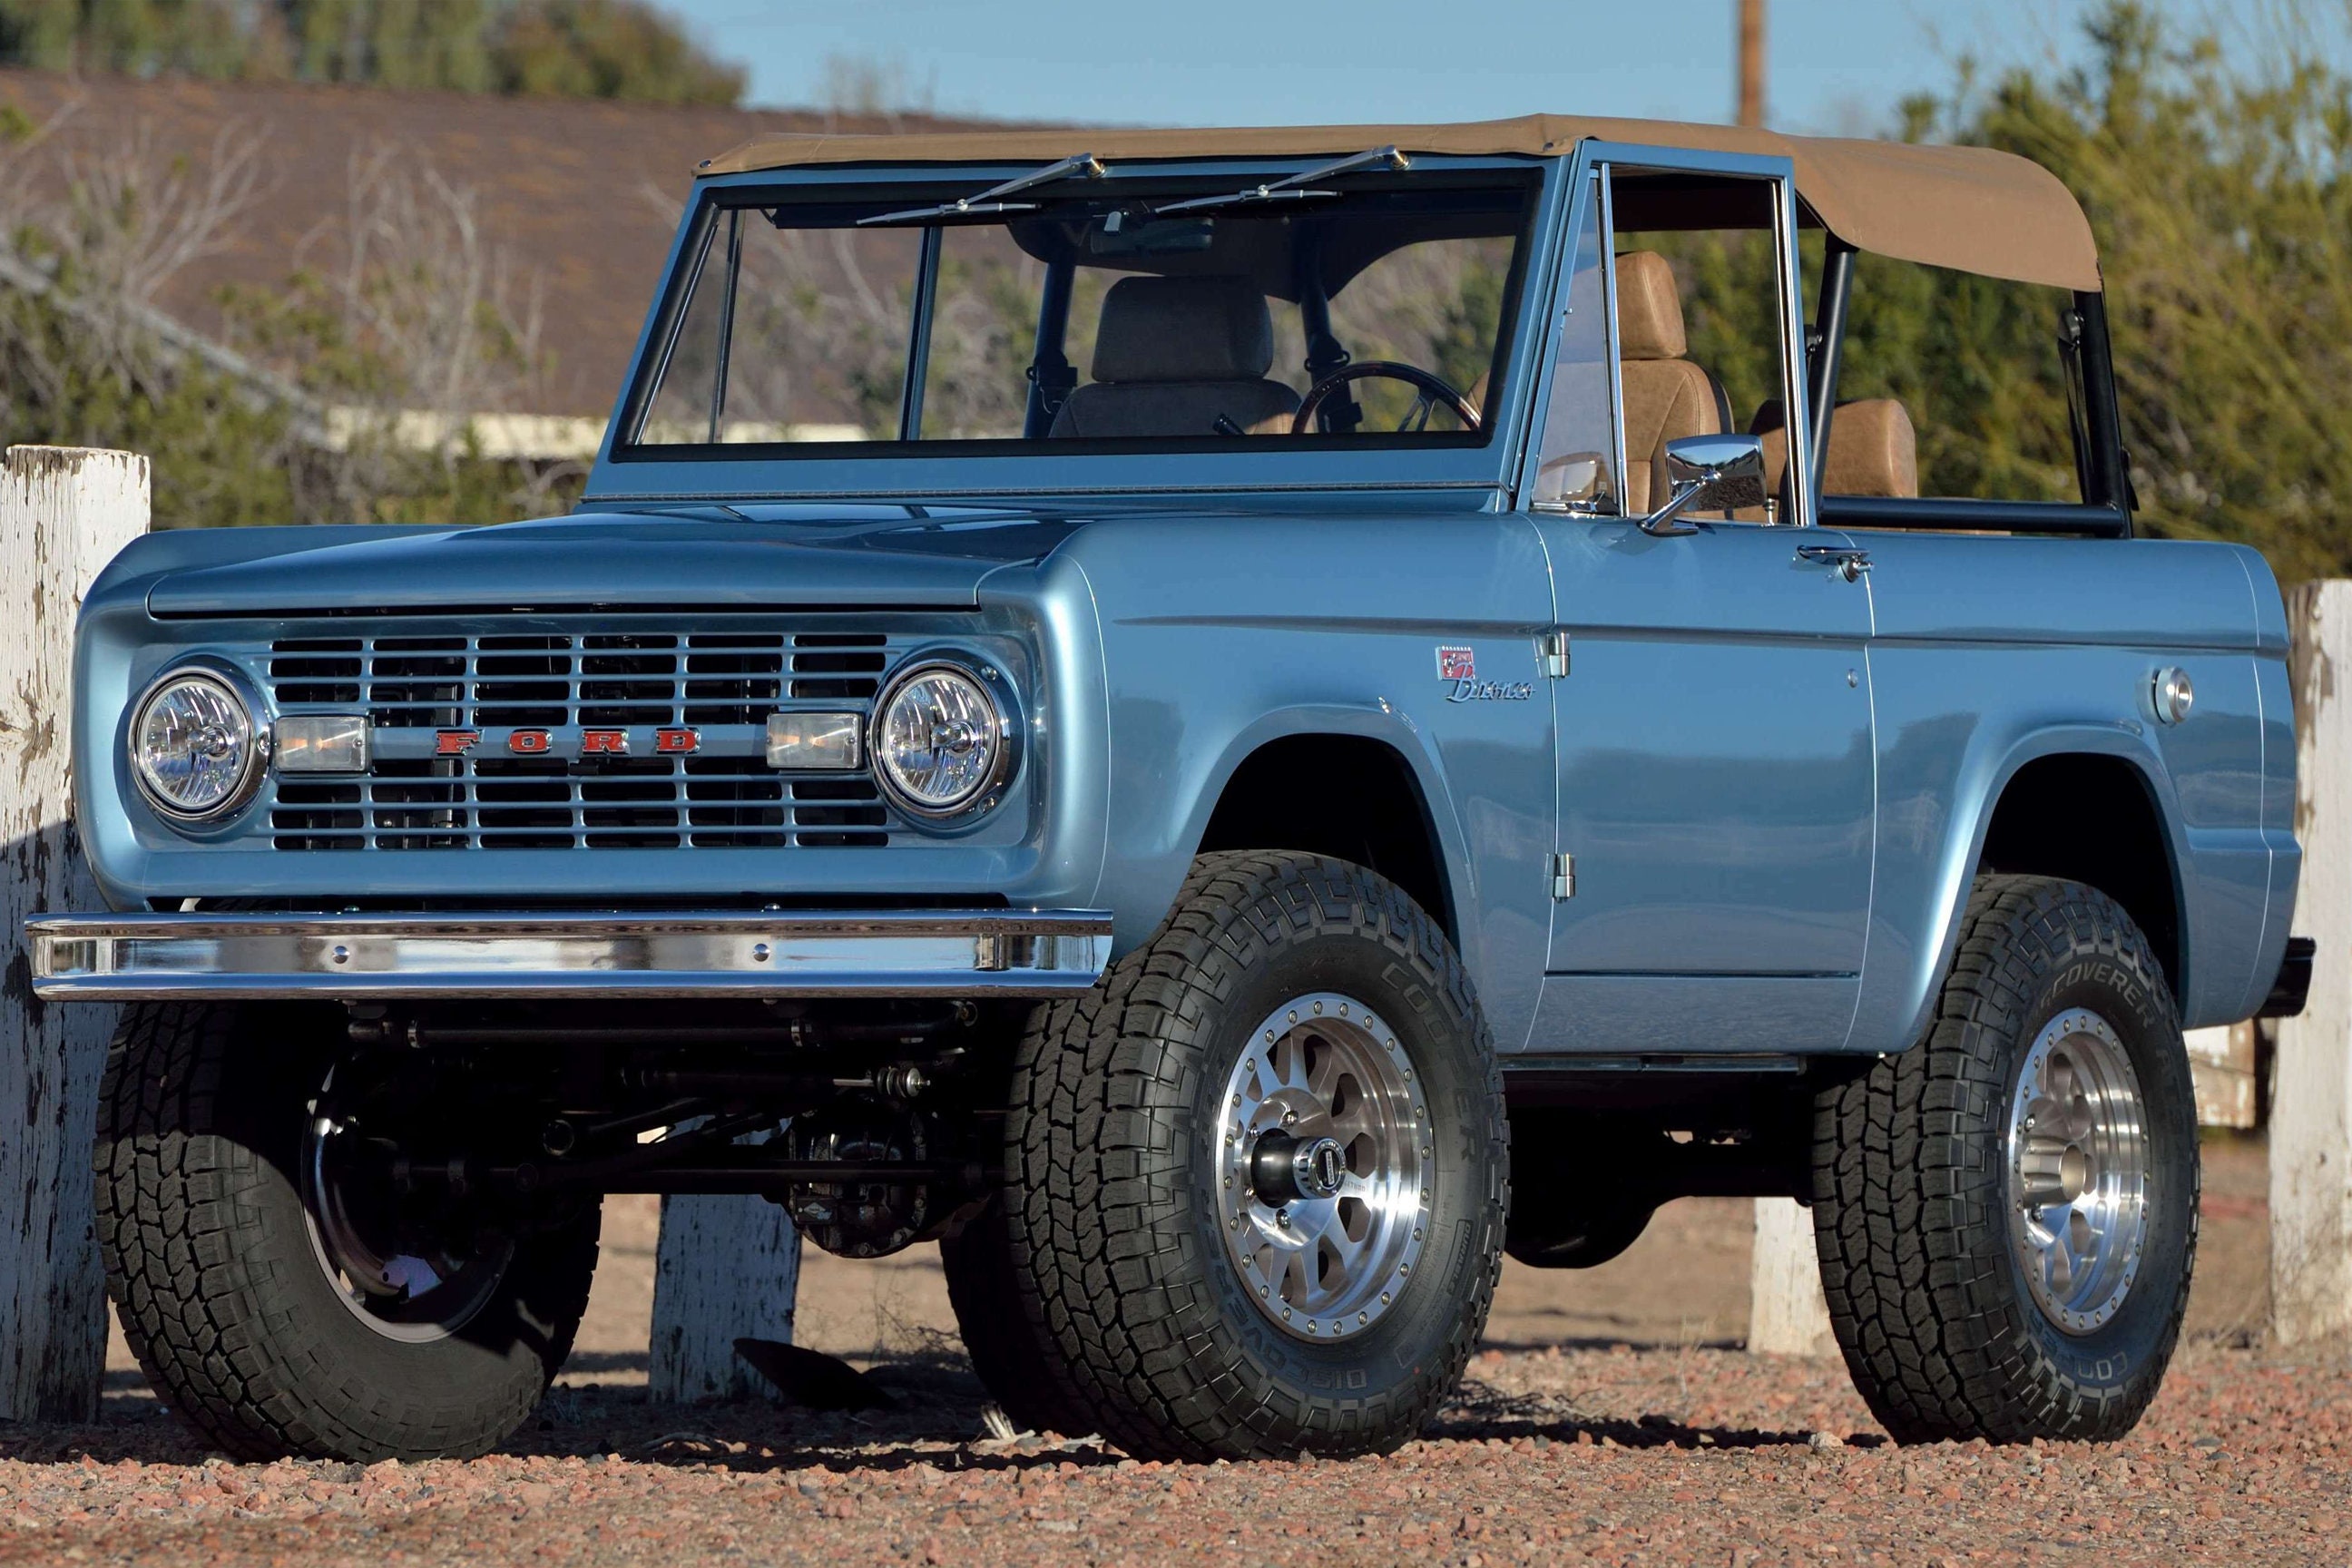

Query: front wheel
<box><xmin>1002</xmin><ymin>852</ymin><xmax>1509</xmax><ymax>1461</ymax></box>
<box><xmin>939</xmin><ymin>1196</ymin><xmax>1094</xmax><ymax>1437</ymax></box>
<box><xmin>96</xmin><ymin>1002</ymin><xmax>600</xmax><ymax>1461</ymax></box>
<box><xmin>1812</xmin><ymin>875</ymin><xmax>2198</xmax><ymax>1443</ymax></box>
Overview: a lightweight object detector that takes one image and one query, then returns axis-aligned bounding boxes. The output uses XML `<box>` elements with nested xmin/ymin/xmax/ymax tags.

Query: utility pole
<box><xmin>1737</xmin><ymin>0</ymin><xmax>1766</xmax><ymax>129</ymax></box>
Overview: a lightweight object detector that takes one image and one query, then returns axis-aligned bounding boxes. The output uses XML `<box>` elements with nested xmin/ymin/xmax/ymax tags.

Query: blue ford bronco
<box><xmin>31</xmin><ymin>115</ymin><xmax>2311</xmax><ymax>1463</ymax></box>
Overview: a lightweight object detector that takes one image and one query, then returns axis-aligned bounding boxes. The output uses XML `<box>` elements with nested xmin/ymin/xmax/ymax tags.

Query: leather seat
<box><xmin>1050</xmin><ymin>277</ymin><xmax>1300</xmax><ymax>439</ymax></box>
<box><xmin>1614</xmin><ymin>251</ymin><xmax>1731</xmax><ymax>513</ymax></box>
<box><xmin>1751</xmin><ymin>397</ymin><xmax>1920</xmax><ymax>498</ymax></box>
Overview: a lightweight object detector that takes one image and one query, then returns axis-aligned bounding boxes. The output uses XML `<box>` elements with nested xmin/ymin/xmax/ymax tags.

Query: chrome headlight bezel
<box><xmin>867</xmin><ymin>655</ymin><xmax>1020</xmax><ymax>823</ymax></box>
<box><xmin>126</xmin><ymin>661</ymin><xmax>270</xmax><ymax>825</ymax></box>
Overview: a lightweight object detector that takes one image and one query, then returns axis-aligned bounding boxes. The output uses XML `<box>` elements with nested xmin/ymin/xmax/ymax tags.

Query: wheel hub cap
<box><xmin>1213</xmin><ymin>993</ymin><xmax>1430</xmax><ymax>1341</ymax></box>
<box><xmin>2004</xmin><ymin>1008</ymin><xmax>2151</xmax><ymax>1335</ymax></box>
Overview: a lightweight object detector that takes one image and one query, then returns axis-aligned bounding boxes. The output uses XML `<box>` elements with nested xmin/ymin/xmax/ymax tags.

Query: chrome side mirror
<box><xmin>1639</xmin><ymin>433</ymin><xmax>1769</xmax><ymax>536</ymax></box>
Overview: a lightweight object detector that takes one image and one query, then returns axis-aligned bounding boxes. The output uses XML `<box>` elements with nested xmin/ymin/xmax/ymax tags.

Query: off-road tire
<box><xmin>95</xmin><ymin>1001</ymin><xmax>601</xmax><ymax>1461</ymax></box>
<box><xmin>1002</xmin><ymin>851</ymin><xmax>1509</xmax><ymax>1461</ymax></box>
<box><xmin>1812</xmin><ymin>875</ymin><xmax>2198</xmax><ymax>1444</ymax></box>
<box><xmin>938</xmin><ymin>1197</ymin><xmax>1094</xmax><ymax>1436</ymax></box>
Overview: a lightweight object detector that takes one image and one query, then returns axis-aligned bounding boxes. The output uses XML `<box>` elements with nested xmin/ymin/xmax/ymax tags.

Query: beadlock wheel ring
<box><xmin>1212</xmin><ymin>992</ymin><xmax>1431</xmax><ymax>1342</ymax></box>
<box><xmin>2004</xmin><ymin>1007</ymin><xmax>2152</xmax><ymax>1336</ymax></box>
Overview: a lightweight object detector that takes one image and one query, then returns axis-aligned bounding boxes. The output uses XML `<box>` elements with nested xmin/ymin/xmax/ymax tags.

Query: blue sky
<box><xmin>653</xmin><ymin>0</ymin><xmax>2150</xmax><ymax>136</ymax></box>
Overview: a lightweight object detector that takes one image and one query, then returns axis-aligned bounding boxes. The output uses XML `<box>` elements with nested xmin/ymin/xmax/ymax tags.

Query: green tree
<box><xmin>1949</xmin><ymin>4</ymin><xmax>2352</xmax><ymax>578</ymax></box>
<box><xmin>1645</xmin><ymin>4</ymin><xmax>2352</xmax><ymax>579</ymax></box>
<box><xmin>491</xmin><ymin>0</ymin><xmax>742</xmax><ymax>105</ymax></box>
<box><xmin>0</xmin><ymin>0</ymin><xmax>743</xmax><ymax>105</ymax></box>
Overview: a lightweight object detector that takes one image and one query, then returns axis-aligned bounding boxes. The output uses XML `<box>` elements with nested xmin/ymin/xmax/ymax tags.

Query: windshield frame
<box><xmin>586</xmin><ymin>154</ymin><xmax>1568</xmax><ymax>506</ymax></box>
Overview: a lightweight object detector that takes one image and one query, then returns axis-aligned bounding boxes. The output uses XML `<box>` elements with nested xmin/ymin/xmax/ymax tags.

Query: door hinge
<box><xmin>1549</xmin><ymin>852</ymin><xmax>1575</xmax><ymax>900</ymax></box>
<box><xmin>1538</xmin><ymin>629</ymin><xmax>1571</xmax><ymax>679</ymax></box>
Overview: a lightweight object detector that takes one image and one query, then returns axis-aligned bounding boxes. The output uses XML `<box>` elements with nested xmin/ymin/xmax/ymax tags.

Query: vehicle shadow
<box><xmin>5</xmin><ymin>1349</ymin><xmax>1844</xmax><ymax>1474</ymax></box>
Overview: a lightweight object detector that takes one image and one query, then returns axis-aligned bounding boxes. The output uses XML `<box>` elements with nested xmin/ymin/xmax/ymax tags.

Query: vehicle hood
<box><xmin>136</xmin><ymin>506</ymin><xmax>1087</xmax><ymax>617</ymax></box>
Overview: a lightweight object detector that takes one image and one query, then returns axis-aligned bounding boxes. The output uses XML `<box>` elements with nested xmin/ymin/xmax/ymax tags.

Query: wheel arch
<box><xmin>1100</xmin><ymin>705</ymin><xmax>1475</xmax><ymax>953</ymax></box>
<box><xmin>1901</xmin><ymin>728</ymin><xmax>2190</xmax><ymax>1052</ymax></box>
<box><xmin>1976</xmin><ymin>750</ymin><xmax>2185</xmax><ymax>991</ymax></box>
<box><xmin>1194</xmin><ymin>728</ymin><xmax>1464</xmax><ymax>945</ymax></box>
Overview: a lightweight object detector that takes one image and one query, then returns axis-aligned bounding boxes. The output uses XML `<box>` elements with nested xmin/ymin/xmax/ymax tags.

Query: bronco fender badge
<box><xmin>1435</xmin><ymin>643</ymin><xmax>1532</xmax><ymax>703</ymax></box>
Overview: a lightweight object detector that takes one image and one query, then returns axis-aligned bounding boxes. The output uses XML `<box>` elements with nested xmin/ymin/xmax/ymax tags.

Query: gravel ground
<box><xmin>6</xmin><ymin>1134</ymin><xmax>2335</xmax><ymax>1566</ymax></box>
<box><xmin>5</xmin><ymin>1340</ymin><xmax>2347</xmax><ymax>1566</ymax></box>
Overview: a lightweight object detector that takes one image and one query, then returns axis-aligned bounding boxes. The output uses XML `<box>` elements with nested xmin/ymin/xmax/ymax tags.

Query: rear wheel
<box><xmin>1002</xmin><ymin>851</ymin><xmax>1508</xmax><ymax>1460</ymax></box>
<box><xmin>96</xmin><ymin>1002</ymin><xmax>600</xmax><ymax>1461</ymax></box>
<box><xmin>1812</xmin><ymin>875</ymin><xmax>2197</xmax><ymax>1443</ymax></box>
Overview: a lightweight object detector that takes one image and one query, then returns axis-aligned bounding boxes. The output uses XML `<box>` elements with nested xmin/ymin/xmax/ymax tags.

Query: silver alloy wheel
<box><xmin>1213</xmin><ymin>992</ymin><xmax>1430</xmax><ymax>1341</ymax></box>
<box><xmin>2004</xmin><ymin>1008</ymin><xmax>2151</xmax><ymax>1334</ymax></box>
<box><xmin>301</xmin><ymin>1073</ymin><xmax>513</xmax><ymax>1344</ymax></box>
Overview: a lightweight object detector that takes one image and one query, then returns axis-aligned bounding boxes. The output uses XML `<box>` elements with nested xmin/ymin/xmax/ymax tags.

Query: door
<box><xmin>1522</xmin><ymin>152</ymin><xmax>1877</xmax><ymax>1055</ymax></box>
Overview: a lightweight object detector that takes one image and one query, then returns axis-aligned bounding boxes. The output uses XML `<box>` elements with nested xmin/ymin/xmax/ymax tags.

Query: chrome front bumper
<box><xmin>26</xmin><ymin>909</ymin><xmax>1114</xmax><ymax>1000</ymax></box>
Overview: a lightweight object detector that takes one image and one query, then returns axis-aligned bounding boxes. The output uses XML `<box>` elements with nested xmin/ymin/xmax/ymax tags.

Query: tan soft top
<box><xmin>700</xmin><ymin>113</ymin><xmax>2099</xmax><ymax>293</ymax></box>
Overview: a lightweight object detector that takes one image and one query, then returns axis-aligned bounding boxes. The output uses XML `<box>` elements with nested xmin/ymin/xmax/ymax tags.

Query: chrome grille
<box><xmin>264</xmin><ymin>630</ymin><xmax>894</xmax><ymax>851</ymax></box>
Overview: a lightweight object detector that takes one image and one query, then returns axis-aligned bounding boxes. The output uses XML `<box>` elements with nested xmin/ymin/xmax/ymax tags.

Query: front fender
<box><xmin>1095</xmin><ymin>701</ymin><xmax>1480</xmax><ymax>962</ymax></box>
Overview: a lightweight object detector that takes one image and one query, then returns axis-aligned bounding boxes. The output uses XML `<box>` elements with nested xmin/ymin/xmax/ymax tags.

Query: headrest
<box><xmin>1821</xmin><ymin>399</ymin><xmax>1918</xmax><ymax>497</ymax></box>
<box><xmin>1614</xmin><ymin>251</ymin><xmax>1687</xmax><ymax>361</ymax></box>
<box><xmin>1090</xmin><ymin>276</ymin><xmax>1275</xmax><ymax>384</ymax></box>
<box><xmin>1749</xmin><ymin>397</ymin><xmax>1921</xmax><ymax>499</ymax></box>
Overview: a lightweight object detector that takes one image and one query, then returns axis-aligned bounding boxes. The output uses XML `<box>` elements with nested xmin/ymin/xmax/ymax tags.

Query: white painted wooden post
<box><xmin>1749</xmin><ymin>1197</ymin><xmax>1838</xmax><ymax>1356</ymax></box>
<box><xmin>649</xmin><ymin>1194</ymin><xmax>801</xmax><ymax>1402</ymax></box>
<box><xmin>1</xmin><ymin>446</ymin><xmax>148</xmax><ymax>1421</ymax></box>
<box><xmin>2183</xmin><ymin>1022</ymin><xmax>2260</xmax><ymax>1129</ymax></box>
<box><xmin>2272</xmin><ymin>582</ymin><xmax>2352</xmax><ymax>1344</ymax></box>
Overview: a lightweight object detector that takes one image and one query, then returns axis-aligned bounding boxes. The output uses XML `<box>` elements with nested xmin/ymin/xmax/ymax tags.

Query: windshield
<box><xmin>619</xmin><ymin>166</ymin><xmax>1536</xmax><ymax>456</ymax></box>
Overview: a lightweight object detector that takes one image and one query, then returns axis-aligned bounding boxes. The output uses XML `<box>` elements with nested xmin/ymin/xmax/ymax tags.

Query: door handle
<box><xmin>1797</xmin><ymin>544</ymin><xmax>1872</xmax><ymax>583</ymax></box>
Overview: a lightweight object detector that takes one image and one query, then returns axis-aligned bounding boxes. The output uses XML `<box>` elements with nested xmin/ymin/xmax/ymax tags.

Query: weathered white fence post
<box><xmin>1</xmin><ymin>446</ymin><xmax>149</xmax><ymax>1422</ymax></box>
<box><xmin>649</xmin><ymin>1194</ymin><xmax>802</xmax><ymax>1402</ymax></box>
<box><xmin>1749</xmin><ymin>1196</ymin><xmax>1837</xmax><ymax>1355</ymax></box>
<box><xmin>2273</xmin><ymin>582</ymin><xmax>2352</xmax><ymax>1343</ymax></box>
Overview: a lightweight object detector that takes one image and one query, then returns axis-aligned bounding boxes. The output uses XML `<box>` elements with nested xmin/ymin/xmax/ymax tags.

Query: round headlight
<box><xmin>869</xmin><ymin>660</ymin><xmax>1013</xmax><ymax>818</ymax></box>
<box><xmin>130</xmin><ymin>668</ymin><xmax>263</xmax><ymax>820</ymax></box>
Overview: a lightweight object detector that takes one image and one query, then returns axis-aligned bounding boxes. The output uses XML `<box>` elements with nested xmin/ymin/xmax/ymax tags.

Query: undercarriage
<box><xmin>322</xmin><ymin>996</ymin><xmax>1021</xmax><ymax>1261</ymax></box>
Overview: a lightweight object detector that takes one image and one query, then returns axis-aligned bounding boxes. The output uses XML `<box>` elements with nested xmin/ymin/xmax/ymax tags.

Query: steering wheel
<box><xmin>1290</xmin><ymin>361</ymin><xmax>1480</xmax><ymax>436</ymax></box>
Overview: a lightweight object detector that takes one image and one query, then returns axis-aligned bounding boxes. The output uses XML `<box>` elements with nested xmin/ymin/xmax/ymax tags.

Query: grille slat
<box><xmin>265</xmin><ymin>629</ymin><xmax>905</xmax><ymax>852</ymax></box>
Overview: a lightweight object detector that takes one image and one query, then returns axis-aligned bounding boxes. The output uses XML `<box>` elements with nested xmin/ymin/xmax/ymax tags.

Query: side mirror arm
<box><xmin>1637</xmin><ymin>433</ymin><xmax>1769</xmax><ymax>536</ymax></box>
<box><xmin>1637</xmin><ymin>475</ymin><xmax>1711</xmax><ymax>536</ymax></box>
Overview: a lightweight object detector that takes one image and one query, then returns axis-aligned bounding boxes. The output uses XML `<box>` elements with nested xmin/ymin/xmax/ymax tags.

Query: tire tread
<box><xmin>1811</xmin><ymin>875</ymin><xmax>2197</xmax><ymax>1443</ymax></box>
<box><xmin>1003</xmin><ymin>851</ymin><xmax>1507</xmax><ymax>1461</ymax></box>
<box><xmin>97</xmin><ymin>1002</ymin><xmax>597</xmax><ymax>1460</ymax></box>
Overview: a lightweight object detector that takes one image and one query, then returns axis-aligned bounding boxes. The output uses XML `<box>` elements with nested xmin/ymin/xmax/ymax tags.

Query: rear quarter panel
<box><xmin>1848</xmin><ymin>533</ymin><xmax>2294</xmax><ymax>1051</ymax></box>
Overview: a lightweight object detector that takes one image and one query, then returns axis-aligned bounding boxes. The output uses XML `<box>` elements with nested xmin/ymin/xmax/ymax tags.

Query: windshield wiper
<box><xmin>858</xmin><ymin>152</ymin><xmax>1106</xmax><ymax>226</ymax></box>
<box><xmin>1152</xmin><ymin>145</ymin><xmax>1410</xmax><ymax>216</ymax></box>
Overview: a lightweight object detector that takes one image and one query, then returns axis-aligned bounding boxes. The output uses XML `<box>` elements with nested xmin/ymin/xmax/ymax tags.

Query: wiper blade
<box><xmin>1152</xmin><ymin>145</ymin><xmax>1411</xmax><ymax>216</ymax></box>
<box><xmin>858</xmin><ymin>152</ymin><xmax>1106</xmax><ymax>226</ymax></box>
